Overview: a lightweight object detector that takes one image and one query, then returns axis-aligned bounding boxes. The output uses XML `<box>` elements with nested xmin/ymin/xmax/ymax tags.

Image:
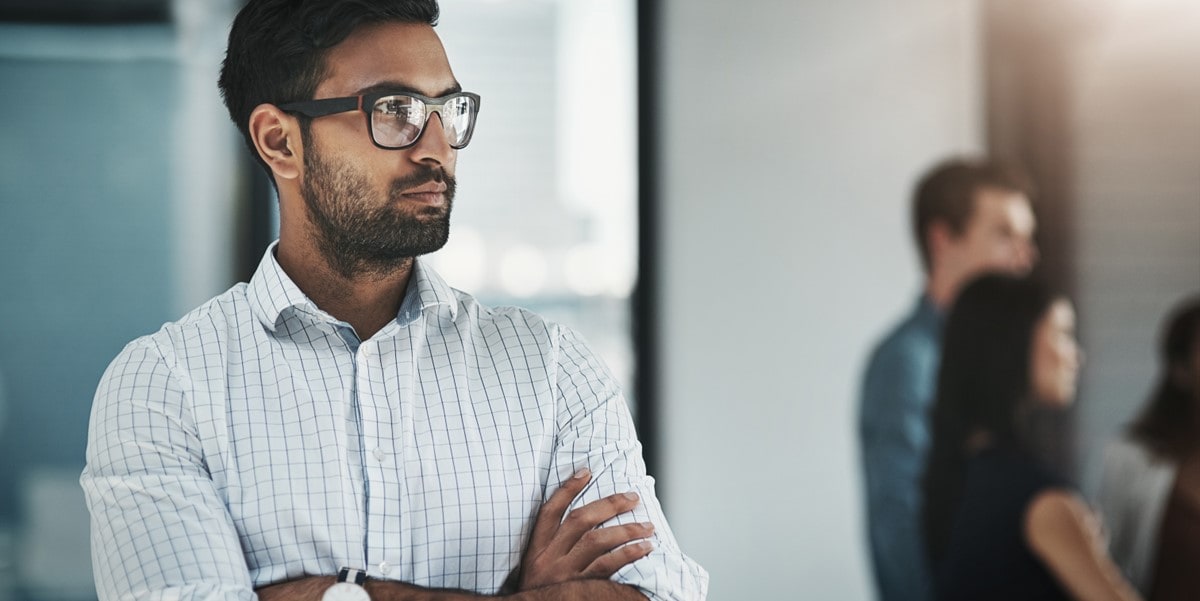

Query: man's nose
<box><xmin>409</xmin><ymin>112</ymin><xmax>454</xmax><ymax>166</ymax></box>
<box><xmin>1015</xmin><ymin>240</ymin><xmax>1039</xmax><ymax>272</ymax></box>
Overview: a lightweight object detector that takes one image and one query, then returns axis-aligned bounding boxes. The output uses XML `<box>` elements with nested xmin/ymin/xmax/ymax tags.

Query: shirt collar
<box><xmin>915</xmin><ymin>293</ymin><xmax>945</xmax><ymax>331</ymax></box>
<box><xmin>398</xmin><ymin>255</ymin><xmax>460</xmax><ymax>325</ymax></box>
<box><xmin>247</xmin><ymin>241</ymin><xmax>460</xmax><ymax>333</ymax></box>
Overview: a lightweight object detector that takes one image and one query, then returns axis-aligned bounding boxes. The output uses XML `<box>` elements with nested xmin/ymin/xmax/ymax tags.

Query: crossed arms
<box><xmin>256</xmin><ymin>469</ymin><xmax>652</xmax><ymax>601</ymax></box>
<box><xmin>82</xmin><ymin>328</ymin><xmax>705</xmax><ymax>600</ymax></box>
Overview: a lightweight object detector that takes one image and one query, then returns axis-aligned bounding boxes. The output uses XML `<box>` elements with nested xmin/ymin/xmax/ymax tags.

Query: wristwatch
<box><xmin>322</xmin><ymin>567</ymin><xmax>370</xmax><ymax>601</ymax></box>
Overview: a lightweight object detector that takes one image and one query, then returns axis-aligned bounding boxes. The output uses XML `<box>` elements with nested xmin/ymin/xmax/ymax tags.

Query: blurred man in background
<box><xmin>859</xmin><ymin>158</ymin><xmax>1037</xmax><ymax>601</ymax></box>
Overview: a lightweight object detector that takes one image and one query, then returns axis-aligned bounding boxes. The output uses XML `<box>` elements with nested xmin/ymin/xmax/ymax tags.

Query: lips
<box><xmin>402</xmin><ymin>182</ymin><xmax>447</xmax><ymax>195</ymax></box>
<box><xmin>398</xmin><ymin>182</ymin><xmax>447</xmax><ymax>205</ymax></box>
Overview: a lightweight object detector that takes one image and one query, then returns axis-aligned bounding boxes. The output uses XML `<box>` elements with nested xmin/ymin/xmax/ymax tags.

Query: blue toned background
<box><xmin>0</xmin><ymin>25</ymin><xmax>179</xmax><ymax>598</ymax></box>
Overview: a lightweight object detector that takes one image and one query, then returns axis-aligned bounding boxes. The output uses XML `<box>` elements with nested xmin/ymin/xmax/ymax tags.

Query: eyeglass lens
<box><xmin>371</xmin><ymin>95</ymin><xmax>476</xmax><ymax>149</ymax></box>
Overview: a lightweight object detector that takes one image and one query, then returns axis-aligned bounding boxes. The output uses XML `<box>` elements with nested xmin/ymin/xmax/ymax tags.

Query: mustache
<box><xmin>390</xmin><ymin>165</ymin><xmax>456</xmax><ymax>198</ymax></box>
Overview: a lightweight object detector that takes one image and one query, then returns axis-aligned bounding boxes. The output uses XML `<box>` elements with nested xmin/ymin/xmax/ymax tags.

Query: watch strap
<box><xmin>338</xmin><ymin>567</ymin><xmax>368</xmax><ymax>586</ymax></box>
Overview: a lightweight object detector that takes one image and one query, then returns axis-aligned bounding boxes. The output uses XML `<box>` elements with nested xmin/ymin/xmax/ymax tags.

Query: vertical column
<box><xmin>170</xmin><ymin>0</ymin><xmax>241</xmax><ymax>314</ymax></box>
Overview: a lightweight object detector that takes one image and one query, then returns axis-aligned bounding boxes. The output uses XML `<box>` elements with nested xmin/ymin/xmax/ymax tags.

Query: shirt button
<box><xmin>373</xmin><ymin>448</ymin><xmax>386</xmax><ymax>462</ymax></box>
<box><xmin>379</xmin><ymin>561</ymin><xmax>391</xmax><ymax>575</ymax></box>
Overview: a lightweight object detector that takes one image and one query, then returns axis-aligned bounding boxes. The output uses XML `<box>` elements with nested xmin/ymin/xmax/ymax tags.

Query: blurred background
<box><xmin>0</xmin><ymin>0</ymin><xmax>1196</xmax><ymax>599</ymax></box>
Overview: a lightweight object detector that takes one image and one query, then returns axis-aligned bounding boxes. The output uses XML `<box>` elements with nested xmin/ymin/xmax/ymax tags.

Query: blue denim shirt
<box><xmin>860</xmin><ymin>296</ymin><xmax>943</xmax><ymax>601</ymax></box>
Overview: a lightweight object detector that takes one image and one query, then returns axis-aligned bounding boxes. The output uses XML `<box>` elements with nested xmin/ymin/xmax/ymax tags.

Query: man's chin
<box><xmin>387</xmin><ymin>202</ymin><xmax>449</xmax><ymax>222</ymax></box>
<box><xmin>415</xmin><ymin>207</ymin><xmax>450</xmax><ymax>220</ymax></box>
<box><xmin>375</xmin><ymin>232</ymin><xmax>450</xmax><ymax>260</ymax></box>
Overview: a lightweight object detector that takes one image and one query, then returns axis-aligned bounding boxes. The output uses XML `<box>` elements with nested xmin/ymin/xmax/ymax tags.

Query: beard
<box><xmin>300</xmin><ymin>141</ymin><xmax>455</xmax><ymax>279</ymax></box>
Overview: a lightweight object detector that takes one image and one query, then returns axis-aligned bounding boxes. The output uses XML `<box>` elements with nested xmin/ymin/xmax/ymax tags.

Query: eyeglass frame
<box><xmin>278</xmin><ymin>90</ymin><xmax>482</xmax><ymax>150</ymax></box>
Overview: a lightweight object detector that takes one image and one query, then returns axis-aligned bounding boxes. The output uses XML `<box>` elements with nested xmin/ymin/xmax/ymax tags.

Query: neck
<box><xmin>924</xmin><ymin>268</ymin><xmax>961</xmax><ymax>311</ymax></box>
<box><xmin>276</xmin><ymin>236</ymin><xmax>413</xmax><ymax>341</ymax></box>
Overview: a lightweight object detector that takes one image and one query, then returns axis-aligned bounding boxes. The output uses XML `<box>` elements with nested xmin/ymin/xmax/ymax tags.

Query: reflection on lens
<box><xmin>443</xmin><ymin>96</ymin><xmax>476</xmax><ymax>148</ymax></box>
<box><xmin>369</xmin><ymin>93</ymin><xmax>477</xmax><ymax>149</ymax></box>
<box><xmin>373</xmin><ymin>95</ymin><xmax>425</xmax><ymax>148</ymax></box>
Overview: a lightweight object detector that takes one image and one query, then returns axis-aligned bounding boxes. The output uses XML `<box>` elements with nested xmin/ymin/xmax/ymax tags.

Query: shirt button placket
<box><xmin>358</xmin><ymin>339</ymin><xmax>396</xmax><ymax>579</ymax></box>
<box><xmin>355</xmin><ymin>340</ymin><xmax>379</xmax><ymax>572</ymax></box>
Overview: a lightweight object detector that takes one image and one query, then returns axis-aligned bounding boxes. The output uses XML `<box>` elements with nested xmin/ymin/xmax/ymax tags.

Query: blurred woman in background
<box><xmin>1098</xmin><ymin>295</ymin><xmax>1200</xmax><ymax>599</ymax></box>
<box><xmin>922</xmin><ymin>274</ymin><xmax>1140</xmax><ymax>601</ymax></box>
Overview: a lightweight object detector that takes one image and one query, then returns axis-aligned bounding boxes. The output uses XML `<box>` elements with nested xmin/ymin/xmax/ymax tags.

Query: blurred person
<box><xmin>1097</xmin><ymin>295</ymin><xmax>1200</xmax><ymax>598</ymax></box>
<box><xmin>923</xmin><ymin>274</ymin><xmax>1140</xmax><ymax>601</ymax></box>
<box><xmin>859</xmin><ymin>158</ymin><xmax>1037</xmax><ymax>601</ymax></box>
<box><xmin>79</xmin><ymin>1</ymin><xmax>707</xmax><ymax>600</ymax></box>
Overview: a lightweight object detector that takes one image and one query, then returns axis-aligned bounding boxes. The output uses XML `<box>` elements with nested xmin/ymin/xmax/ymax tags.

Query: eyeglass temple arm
<box><xmin>276</xmin><ymin>96</ymin><xmax>363</xmax><ymax>118</ymax></box>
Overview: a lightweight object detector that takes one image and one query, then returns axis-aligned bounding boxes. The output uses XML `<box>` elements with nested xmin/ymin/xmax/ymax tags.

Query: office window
<box><xmin>426</xmin><ymin>0</ymin><xmax>641</xmax><ymax>411</ymax></box>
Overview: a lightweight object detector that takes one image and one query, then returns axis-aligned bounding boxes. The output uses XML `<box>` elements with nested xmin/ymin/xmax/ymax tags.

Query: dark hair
<box><xmin>921</xmin><ymin>274</ymin><xmax>1060</xmax><ymax>564</ymax></box>
<box><xmin>1127</xmin><ymin>295</ymin><xmax>1200</xmax><ymax>460</ymax></box>
<box><xmin>912</xmin><ymin>158</ymin><xmax>1035</xmax><ymax>272</ymax></box>
<box><xmin>218</xmin><ymin>0</ymin><xmax>440</xmax><ymax>177</ymax></box>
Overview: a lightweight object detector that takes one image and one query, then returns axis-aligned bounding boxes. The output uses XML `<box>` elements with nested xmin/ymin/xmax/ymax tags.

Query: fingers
<box><xmin>577</xmin><ymin>522</ymin><xmax>654</xmax><ymax>553</ymax></box>
<box><xmin>568</xmin><ymin>521</ymin><xmax>654</xmax><ymax>569</ymax></box>
<box><xmin>527</xmin><ymin>521</ymin><xmax>655</xmax><ymax>588</ymax></box>
<box><xmin>528</xmin><ymin>467</ymin><xmax>592</xmax><ymax>555</ymax></box>
<box><xmin>517</xmin><ymin>470</ymin><xmax>654</xmax><ymax>591</ymax></box>
<box><xmin>583</xmin><ymin>538</ymin><xmax>655</xmax><ymax>578</ymax></box>
<box><xmin>543</xmin><ymin>491</ymin><xmax>642</xmax><ymax>560</ymax></box>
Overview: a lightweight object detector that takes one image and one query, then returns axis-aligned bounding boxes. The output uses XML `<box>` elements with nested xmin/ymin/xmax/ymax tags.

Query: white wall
<box><xmin>1066</xmin><ymin>3</ymin><xmax>1200</xmax><ymax>492</ymax></box>
<box><xmin>657</xmin><ymin>2</ymin><xmax>982</xmax><ymax>598</ymax></box>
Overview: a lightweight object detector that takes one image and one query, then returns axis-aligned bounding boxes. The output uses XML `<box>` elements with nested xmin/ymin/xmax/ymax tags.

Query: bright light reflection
<box><xmin>563</xmin><ymin>244</ymin><xmax>607</xmax><ymax>296</ymax></box>
<box><xmin>498</xmin><ymin>244</ymin><xmax>548</xmax><ymax>298</ymax></box>
<box><xmin>429</xmin><ymin>226</ymin><xmax>487</xmax><ymax>292</ymax></box>
<box><xmin>563</xmin><ymin>243</ymin><xmax>636</xmax><ymax>298</ymax></box>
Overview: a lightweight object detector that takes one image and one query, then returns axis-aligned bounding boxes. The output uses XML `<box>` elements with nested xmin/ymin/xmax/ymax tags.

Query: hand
<box><xmin>516</xmin><ymin>468</ymin><xmax>655</xmax><ymax>591</ymax></box>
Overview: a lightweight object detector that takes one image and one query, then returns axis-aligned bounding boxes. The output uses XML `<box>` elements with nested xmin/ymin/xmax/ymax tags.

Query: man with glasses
<box><xmin>859</xmin><ymin>158</ymin><xmax>1037</xmax><ymax>601</ymax></box>
<box><xmin>80</xmin><ymin>1</ymin><xmax>707</xmax><ymax>600</ymax></box>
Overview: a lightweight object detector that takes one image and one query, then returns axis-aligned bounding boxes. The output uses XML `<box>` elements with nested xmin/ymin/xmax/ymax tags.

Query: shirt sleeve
<box><xmin>859</xmin><ymin>342</ymin><xmax>933</xmax><ymax>601</ymax></box>
<box><xmin>80</xmin><ymin>337</ymin><xmax>256</xmax><ymax>601</ymax></box>
<box><xmin>547</xmin><ymin>326</ymin><xmax>709</xmax><ymax>601</ymax></box>
<box><xmin>1095</xmin><ymin>438</ymin><xmax>1175</xmax><ymax>595</ymax></box>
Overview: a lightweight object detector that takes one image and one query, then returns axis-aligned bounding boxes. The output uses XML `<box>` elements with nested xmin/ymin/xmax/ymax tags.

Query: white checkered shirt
<box><xmin>81</xmin><ymin>243</ymin><xmax>708</xmax><ymax>601</ymax></box>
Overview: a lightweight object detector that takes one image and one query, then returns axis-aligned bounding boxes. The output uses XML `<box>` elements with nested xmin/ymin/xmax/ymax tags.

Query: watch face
<box><xmin>322</xmin><ymin>582</ymin><xmax>371</xmax><ymax>601</ymax></box>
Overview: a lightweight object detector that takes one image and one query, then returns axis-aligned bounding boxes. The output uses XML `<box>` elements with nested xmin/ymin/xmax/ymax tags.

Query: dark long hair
<box><xmin>1128</xmin><ymin>295</ymin><xmax>1200</xmax><ymax>460</ymax></box>
<box><xmin>921</xmin><ymin>274</ymin><xmax>1059</xmax><ymax>565</ymax></box>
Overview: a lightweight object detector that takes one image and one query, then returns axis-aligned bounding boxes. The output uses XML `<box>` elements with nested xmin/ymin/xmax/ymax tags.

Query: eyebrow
<box><xmin>354</xmin><ymin>80</ymin><xmax>463</xmax><ymax>97</ymax></box>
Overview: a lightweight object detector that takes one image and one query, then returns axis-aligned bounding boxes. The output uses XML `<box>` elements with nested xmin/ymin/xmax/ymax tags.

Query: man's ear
<box><xmin>927</xmin><ymin>220</ymin><xmax>955</xmax><ymax>259</ymax></box>
<box><xmin>248</xmin><ymin>103</ymin><xmax>303</xmax><ymax>181</ymax></box>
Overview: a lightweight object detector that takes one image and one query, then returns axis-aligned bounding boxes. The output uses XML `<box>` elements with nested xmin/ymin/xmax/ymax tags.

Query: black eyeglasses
<box><xmin>279</xmin><ymin>91</ymin><xmax>481</xmax><ymax>150</ymax></box>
